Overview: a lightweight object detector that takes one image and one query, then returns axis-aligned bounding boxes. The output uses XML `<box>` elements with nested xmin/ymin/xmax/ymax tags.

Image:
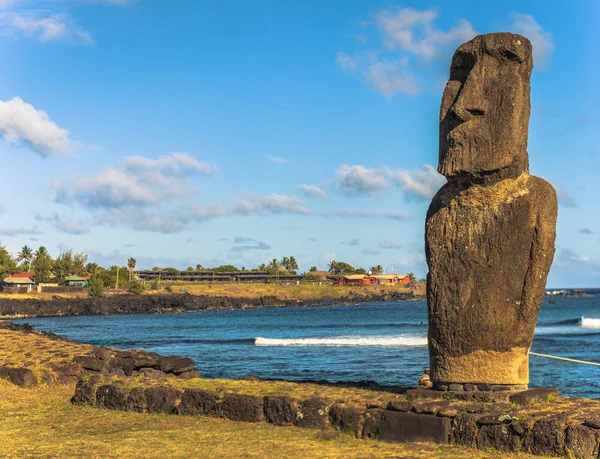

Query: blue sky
<box><xmin>0</xmin><ymin>0</ymin><xmax>598</xmax><ymax>287</ymax></box>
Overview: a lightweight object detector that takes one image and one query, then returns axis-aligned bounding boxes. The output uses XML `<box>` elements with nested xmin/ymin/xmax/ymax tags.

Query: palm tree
<box><xmin>85</xmin><ymin>262</ymin><xmax>100</xmax><ymax>276</ymax></box>
<box><xmin>327</xmin><ymin>260</ymin><xmax>337</xmax><ymax>274</ymax></box>
<box><xmin>408</xmin><ymin>272</ymin><xmax>416</xmax><ymax>283</ymax></box>
<box><xmin>127</xmin><ymin>257</ymin><xmax>137</xmax><ymax>282</ymax></box>
<box><xmin>17</xmin><ymin>245</ymin><xmax>33</xmax><ymax>271</ymax></box>
<box><xmin>370</xmin><ymin>265</ymin><xmax>384</xmax><ymax>274</ymax></box>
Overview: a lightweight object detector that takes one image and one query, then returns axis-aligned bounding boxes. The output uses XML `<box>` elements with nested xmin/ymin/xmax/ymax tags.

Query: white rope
<box><xmin>530</xmin><ymin>351</ymin><xmax>600</xmax><ymax>367</ymax></box>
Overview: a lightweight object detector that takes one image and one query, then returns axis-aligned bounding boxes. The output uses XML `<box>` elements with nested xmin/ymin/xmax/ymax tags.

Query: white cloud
<box><xmin>0</xmin><ymin>227</ymin><xmax>43</xmax><ymax>236</ymax></box>
<box><xmin>389</xmin><ymin>164</ymin><xmax>446</xmax><ymax>200</ymax></box>
<box><xmin>1</xmin><ymin>12</ymin><xmax>94</xmax><ymax>44</ymax></box>
<box><xmin>362</xmin><ymin>57</ymin><xmax>419</xmax><ymax>97</ymax></box>
<box><xmin>0</xmin><ymin>97</ymin><xmax>74</xmax><ymax>156</ymax></box>
<box><xmin>55</xmin><ymin>152</ymin><xmax>217</xmax><ymax>209</ymax></box>
<box><xmin>337</xmin><ymin>164</ymin><xmax>389</xmax><ymax>194</ymax></box>
<box><xmin>230</xmin><ymin>237</ymin><xmax>272</xmax><ymax>254</ymax></box>
<box><xmin>36</xmin><ymin>213</ymin><xmax>90</xmax><ymax>235</ymax></box>
<box><xmin>376</xmin><ymin>8</ymin><xmax>476</xmax><ymax>60</ymax></box>
<box><xmin>266</xmin><ymin>155</ymin><xmax>290</xmax><ymax>165</ymax></box>
<box><xmin>321</xmin><ymin>209</ymin><xmax>409</xmax><ymax>220</ymax></box>
<box><xmin>295</xmin><ymin>184</ymin><xmax>327</xmax><ymax>198</ymax></box>
<box><xmin>337</xmin><ymin>7</ymin><xmax>476</xmax><ymax>97</ymax></box>
<box><xmin>510</xmin><ymin>13</ymin><xmax>554</xmax><ymax>66</ymax></box>
<box><xmin>230</xmin><ymin>193</ymin><xmax>309</xmax><ymax>216</ymax></box>
<box><xmin>342</xmin><ymin>238</ymin><xmax>360</xmax><ymax>246</ymax></box>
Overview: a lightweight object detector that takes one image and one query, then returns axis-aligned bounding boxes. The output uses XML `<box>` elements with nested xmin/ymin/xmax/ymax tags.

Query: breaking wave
<box><xmin>581</xmin><ymin>317</ymin><xmax>600</xmax><ymax>329</ymax></box>
<box><xmin>254</xmin><ymin>335</ymin><xmax>428</xmax><ymax>347</ymax></box>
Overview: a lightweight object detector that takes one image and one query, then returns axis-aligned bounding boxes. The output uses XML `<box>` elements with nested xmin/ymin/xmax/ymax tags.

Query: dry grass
<box><xmin>0</xmin><ymin>381</ymin><xmax>541</xmax><ymax>459</ymax></box>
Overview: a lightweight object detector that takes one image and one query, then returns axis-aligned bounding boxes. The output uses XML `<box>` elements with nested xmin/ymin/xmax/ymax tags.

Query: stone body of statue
<box><xmin>425</xmin><ymin>33</ymin><xmax>558</xmax><ymax>386</ymax></box>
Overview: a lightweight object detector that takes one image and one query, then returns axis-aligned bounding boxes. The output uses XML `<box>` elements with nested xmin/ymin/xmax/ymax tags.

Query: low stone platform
<box><xmin>72</xmin><ymin>380</ymin><xmax>600</xmax><ymax>458</ymax></box>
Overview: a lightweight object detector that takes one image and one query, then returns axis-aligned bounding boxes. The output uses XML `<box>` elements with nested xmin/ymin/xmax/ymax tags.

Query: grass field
<box><xmin>0</xmin><ymin>326</ymin><xmax>540</xmax><ymax>459</ymax></box>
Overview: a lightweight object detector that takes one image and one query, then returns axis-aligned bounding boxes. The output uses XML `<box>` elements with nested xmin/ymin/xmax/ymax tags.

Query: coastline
<box><xmin>0</xmin><ymin>290</ymin><xmax>424</xmax><ymax>319</ymax></box>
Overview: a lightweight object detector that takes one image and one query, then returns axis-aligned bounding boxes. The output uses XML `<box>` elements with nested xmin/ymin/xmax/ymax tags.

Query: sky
<box><xmin>0</xmin><ymin>0</ymin><xmax>598</xmax><ymax>287</ymax></box>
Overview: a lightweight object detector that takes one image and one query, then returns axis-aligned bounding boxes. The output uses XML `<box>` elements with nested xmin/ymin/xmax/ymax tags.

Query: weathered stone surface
<box><xmin>177</xmin><ymin>370</ymin><xmax>201</xmax><ymax>380</ymax></box>
<box><xmin>96</xmin><ymin>384</ymin><xmax>128</xmax><ymax>410</ymax></box>
<box><xmin>263</xmin><ymin>396</ymin><xmax>299</xmax><ymax>426</ymax></box>
<box><xmin>377</xmin><ymin>411</ymin><xmax>451</xmax><ymax>444</ymax></box>
<box><xmin>109</xmin><ymin>358</ymin><xmax>135</xmax><ymax>376</ymax></box>
<box><xmin>4</xmin><ymin>367</ymin><xmax>38</xmax><ymax>387</ymax></box>
<box><xmin>329</xmin><ymin>404</ymin><xmax>364</xmax><ymax>437</ymax></box>
<box><xmin>386</xmin><ymin>400</ymin><xmax>412</xmax><ymax>412</ymax></box>
<box><xmin>427</xmin><ymin>32</ymin><xmax>557</xmax><ymax>386</ymax></box>
<box><xmin>92</xmin><ymin>346</ymin><xmax>112</xmax><ymax>361</ymax></box>
<box><xmin>139</xmin><ymin>368</ymin><xmax>167</xmax><ymax>379</ymax></box>
<box><xmin>145</xmin><ymin>387</ymin><xmax>179</xmax><ymax>414</ymax></box>
<box><xmin>476</xmin><ymin>424</ymin><xmax>522</xmax><ymax>452</ymax></box>
<box><xmin>315</xmin><ymin>429</ymin><xmax>340</xmax><ymax>441</ymax></box>
<box><xmin>524</xmin><ymin>416</ymin><xmax>567</xmax><ymax>456</ymax></box>
<box><xmin>71</xmin><ymin>376</ymin><xmax>101</xmax><ymax>404</ymax></box>
<box><xmin>565</xmin><ymin>424</ymin><xmax>599</xmax><ymax>459</ymax></box>
<box><xmin>125</xmin><ymin>387</ymin><xmax>146</xmax><ymax>412</ymax></box>
<box><xmin>73</xmin><ymin>356</ymin><xmax>107</xmax><ymax>373</ymax></box>
<box><xmin>55</xmin><ymin>364</ymin><xmax>83</xmax><ymax>378</ymax></box>
<box><xmin>178</xmin><ymin>388</ymin><xmax>220</xmax><ymax>416</ymax></box>
<box><xmin>221</xmin><ymin>393</ymin><xmax>264</xmax><ymax>422</ymax></box>
<box><xmin>362</xmin><ymin>409</ymin><xmax>383</xmax><ymax>439</ymax></box>
<box><xmin>509</xmin><ymin>388</ymin><xmax>559</xmax><ymax>405</ymax></box>
<box><xmin>452</xmin><ymin>413</ymin><xmax>478</xmax><ymax>447</ymax></box>
<box><xmin>295</xmin><ymin>398</ymin><xmax>331</xmax><ymax>429</ymax></box>
<box><xmin>158</xmin><ymin>356</ymin><xmax>195</xmax><ymax>374</ymax></box>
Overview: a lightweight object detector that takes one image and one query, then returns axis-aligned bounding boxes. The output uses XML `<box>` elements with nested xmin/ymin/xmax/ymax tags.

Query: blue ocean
<box><xmin>15</xmin><ymin>296</ymin><xmax>600</xmax><ymax>398</ymax></box>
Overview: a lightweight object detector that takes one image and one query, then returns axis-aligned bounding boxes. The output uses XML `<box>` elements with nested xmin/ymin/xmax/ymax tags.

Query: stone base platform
<box><xmin>72</xmin><ymin>378</ymin><xmax>600</xmax><ymax>458</ymax></box>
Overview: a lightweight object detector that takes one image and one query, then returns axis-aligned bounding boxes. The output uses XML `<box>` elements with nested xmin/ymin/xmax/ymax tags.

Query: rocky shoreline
<box><xmin>0</xmin><ymin>290</ymin><xmax>421</xmax><ymax>319</ymax></box>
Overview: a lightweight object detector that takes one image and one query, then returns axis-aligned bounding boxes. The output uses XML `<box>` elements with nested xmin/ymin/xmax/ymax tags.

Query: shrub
<box><xmin>88</xmin><ymin>276</ymin><xmax>105</xmax><ymax>298</ymax></box>
<box><xmin>165</xmin><ymin>284</ymin><xmax>173</xmax><ymax>293</ymax></box>
<box><xmin>128</xmin><ymin>281</ymin><xmax>144</xmax><ymax>295</ymax></box>
<box><xmin>150</xmin><ymin>279</ymin><xmax>159</xmax><ymax>290</ymax></box>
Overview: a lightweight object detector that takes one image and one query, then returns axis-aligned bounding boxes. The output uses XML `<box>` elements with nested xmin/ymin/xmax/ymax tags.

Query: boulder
<box><xmin>158</xmin><ymin>356</ymin><xmax>195</xmax><ymax>374</ymax></box>
<box><xmin>177</xmin><ymin>370</ymin><xmax>201</xmax><ymax>380</ymax></box>
<box><xmin>71</xmin><ymin>376</ymin><xmax>101</xmax><ymax>405</ymax></box>
<box><xmin>73</xmin><ymin>356</ymin><xmax>107</xmax><ymax>373</ymax></box>
<box><xmin>145</xmin><ymin>386</ymin><xmax>180</xmax><ymax>414</ymax></box>
<box><xmin>509</xmin><ymin>388</ymin><xmax>559</xmax><ymax>405</ymax></box>
<box><xmin>0</xmin><ymin>367</ymin><xmax>38</xmax><ymax>388</ymax></box>
<box><xmin>427</xmin><ymin>32</ymin><xmax>557</xmax><ymax>385</ymax></box>
<box><xmin>524</xmin><ymin>416</ymin><xmax>568</xmax><ymax>456</ymax></box>
<box><xmin>476</xmin><ymin>424</ymin><xmax>522</xmax><ymax>452</ymax></box>
<box><xmin>565</xmin><ymin>424</ymin><xmax>600</xmax><ymax>459</ymax></box>
<box><xmin>221</xmin><ymin>393</ymin><xmax>264</xmax><ymax>422</ymax></box>
<box><xmin>377</xmin><ymin>411</ymin><xmax>451</xmax><ymax>444</ymax></box>
<box><xmin>139</xmin><ymin>368</ymin><xmax>167</xmax><ymax>379</ymax></box>
<box><xmin>125</xmin><ymin>387</ymin><xmax>146</xmax><ymax>413</ymax></box>
<box><xmin>263</xmin><ymin>396</ymin><xmax>299</xmax><ymax>426</ymax></box>
<box><xmin>92</xmin><ymin>346</ymin><xmax>112</xmax><ymax>361</ymax></box>
<box><xmin>177</xmin><ymin>388</ymin><xmax>220</xmax><ymax>416</ymax></box>
<box><xmin>452</xmin><ymin>413</ymin><xmax>479</xmax><ymax>447</ymax></box>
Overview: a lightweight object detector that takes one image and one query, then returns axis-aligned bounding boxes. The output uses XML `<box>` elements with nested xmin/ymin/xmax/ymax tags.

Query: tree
<box><xmin>407</xmin><ymin>272</ymin><xmax>416</xmax><ymax>286</ymax></box>
<box><xmin>327</xmin><ymin>260</ymin><xmax>337</xmax><ymax>274</ymax></box>
<box><xmin>267</xmin><ymin>259</ymin><xmax>280</xmax><ymax>275</ymax></box>
<box><xmin>88</xmin><ymin>275</ymin><xmax>105</xmax><ymax>298</ymax></box>
<box><xmin>187</xmin><ymin>266</ymin><xmax>194</xmax><ymax>271</ymax></box>
<box><xmin>0</xmin><ymin>242</ymin><xmax>17</xmax><ymax>280</ymax></box>
<box><xmin>128</xmin><ymin>280</ymin><xmax>144</xmax><ymax>295</ymax></box>
<box><xmin>32</xmin><ymin>247</ymin><xmax>53</xmax><ymax>284</ymax></box>
<box><xmin>309</xmin><ymin>266</ymin><xmax>318</xmax><ymax>272</ymax></box>
<box><xmin>17</xmin><ymin>245</ymin><xmax>33</xmax><ymax>271</ymax></box>
<box><xmin>73</xmin><ymin>252</ymin><xmax>88</xmax><ymax>276</ymax></box>
<box><xmin>281</xmin><ymin>256</ymin><xmax>298</xmax><ymax>274</ymax></box>
<box><xmin>196</xmin><ymin>264</ymin><xmax>204</xmax><ymax>270</ymax></box>
<box><xmin>85</xmin><ymin>262</ymin><xmax>101</xmax><ymax>276</ymax></box>
<box><xmin>370</xmin><ymin>265</ymin><xmax>384</xmax><ymax>274</ymax></box>
<box><xmin>54</xmin><ymin>250</ymin><xmax>74</xmax><ymax>283</ymax></box>
<box><xmin>212</xmin><ymin>264</ymin><xmax>238</xmax><ymax>272</ymax></box>
<box><xmin>127</xmin><ymin>258</ymin><xmax>136</xmax><ymax>282</ymax></box>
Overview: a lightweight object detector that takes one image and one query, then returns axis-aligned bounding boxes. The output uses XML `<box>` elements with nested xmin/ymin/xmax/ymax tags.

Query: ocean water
<box><xmin>14</xmin><ymin>296</ymin><xmax>600</xmax><ymax>398</ymax></box>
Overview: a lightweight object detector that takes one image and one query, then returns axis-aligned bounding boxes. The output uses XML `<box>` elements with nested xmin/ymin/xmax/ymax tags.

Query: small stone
<box><xmin>433</xmin><ymin>384</ymin><xmax>448</xmax><ymax>392</ymax></box>
<box><xmin>492</xmin><ymin>385</ymin><xmax>512</xmax><ymax>392</ymax></box>
<box><xmin>478</xmin><ymin>384</ymin><xmax>493</xmax><ymax>392</ymax></box>
<box><xmin>463</xmin><ymin>384</ymin><xmax>476</xmax><ymax>392</ymax></box>
<box><xmin>448</xmin><ymin>383</ymin><xmax>463</xmax><ymax>391</ymax></box>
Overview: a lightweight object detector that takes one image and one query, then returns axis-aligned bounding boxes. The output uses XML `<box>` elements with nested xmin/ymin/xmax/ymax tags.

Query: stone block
<box><xmin>565</xmin><ymin>424</ymin><xmax>599</xmax><ymax>459</ymax></box>
<box><xmin>178</xmin><ymin>388</ymin><xmax>220</xmax><ymax>416</ymax></box>
<box><xmin>221</xmin><ymin>393</ymin><xmax>264</xmax><ymax>422</ymax></box>
<box><xmin>145</xmin><ymin>386</ymin><xmax>179</xmax><ymax>414</ymax></box>
<box><xmin>96</xmin><ymin>384</ymin><xmax>128</xmax><ymax>410</ymax></box>
<box><xmin>6</xmin><ymin>368</ymin><xmax>38</xmax><ymax>388</ymax></box>
<box><xmin>509</xmin><ymin>388</ymin><xmax>559</xmax><ymax>405</ymax></box>
<box><xmin>329</xmin><ymin>404</ymin><xmax>365</xmax><ymax>437</ymax></box>
<box><xmin>158</xmin><ymin>356</ymin><xmax>195</xmax><ymax>374</ymax></box>
<box><xmin>178</xmin><ymin>370</ymin><xmax>201</xmax><ymax>380</ymax></box>
<box><xmin>295</xmin><ymin>397</ymin><xmax>331</xmax><ymax>429</ymax></box>
<box><xmin>125</xmin><ymin>387</ymin><xmax>146</xmax><ymax>413</ymax></box>
<box><xmin>452</xmin><ymin>413</ymin><xmax>478</xmax><ymax>447</ymax></box>
<box><xmin>377</xmin><ymin>411</ymin><xmax>450</xmax><ymax>444</ymax></box>
<box><xmin>71</xmin><ymin>377</ymin><xmax>100</xmax><ymax>405</ymax></box>
<box><xmin>525</xmin><ymin>416</ymin><xmax>568</xmax><ymax>456</ymax></box>
<box><xmin>139</xmin><ymin>368</ymin><xmax>167</xmax><ymax>379</ymax></box>
<box><xmin>386</xmin><ymin>401</ymin><xmax>412</xmax><ymax>412</ymax></box>
<box><xmin>362</xmin><ymin>409</ymin><xmax>383</xmax><ymax>439</ymax></box>
<box><xmin>263</xmin><ymin>396</ymin><xmax>299</xmax><ymax>426</ymax></box>
<box><xmin>476</xmin><ymin>424</ymin><xmax>522</xmax><ymax>452</ymax></box>
<box><xmin>92</xmin><ymin>346</ymin><xmax>112</xmax><ymax>361</ymax></box>
<box><xmin>73</xmin><ymin>356</ymin><xmax>106</xmax><ymax>373</ymax></box>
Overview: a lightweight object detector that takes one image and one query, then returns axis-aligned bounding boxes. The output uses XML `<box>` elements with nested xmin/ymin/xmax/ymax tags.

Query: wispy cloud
<box><xmin>378</xmin><ymin>240</ymin><xmax>402</xmax><ymax>249</ymax></box>
<box><xmin>36</xmin><ymin>214</ymin><xmax>90</xmax><ymax>235</ymax></box>
<box><xmin>580</xmin><ymin>228</ymin><xmax>593</xmax><ymax>235</ymax></box>
<box><xmin>341</xmin><ymin>238</ymin><xmax>360</xmax><ymax>246</ymax></box>
<box><xmin>509</xmin><ymin>12</ymin><xmax>554</xmax><ymax>66</ymax></box>
<box><xmin>266</xmin><ymin>155</ymin><xmax>290</xmax><ymax>165</ymax></box>
<box><xmin>389</xmin><ymin>164</ymin><xmax>446</xmax><ymax>200</ymax></box>
<box><xmin>295</xmin><ymin>184</ymin><xmax>327</xmax><ymax>198</ymax></box>
<box><xmin>0</xmin><ymin>97</ymin><xmax>74</xmax><ymax>156</ymax></box>
<box><xmin>0</xmin><ymin>227</ymin><xmax>43</xmax><ymax>236</ymax></box>
<box><xmin>230</xmin><ymin>236</ymin><xmax>271</xmax><ymax>254</ymax></box>
<box><xmin>321</xmin><ymin>209</ymin><xmax>409</xmax><ymax>220</ymax></box>
<box><xmin>1</xmin><ymin>11</ymin><xmax>94</xmax><ymax>44</ymax></box>
<box><xmin>554</xmin><ymin>184</ymin><xmax>578</xmax><ymax>208</ymax></box>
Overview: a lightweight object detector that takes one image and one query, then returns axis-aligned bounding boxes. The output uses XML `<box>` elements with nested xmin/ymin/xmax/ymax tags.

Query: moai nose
<box><xmin>450</xmin><ymin>68</ymin><xmax>486</xmax><ymax>123</ymax></box>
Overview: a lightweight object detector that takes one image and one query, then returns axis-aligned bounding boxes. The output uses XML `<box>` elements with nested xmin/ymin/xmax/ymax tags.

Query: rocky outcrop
<box><xmin>426</xmin><ymin>33</ymin><xmax>558</xmax><ymax>385</ymax></box>
<box><xmin>0</xmin><ymin>366</ymin><xmax>38</xmax><ymax>387</ymax></box>
<box><xmin>0</xmin><ymin>290</ymin><xmax>419</xmax><ymax>319</ymax></box>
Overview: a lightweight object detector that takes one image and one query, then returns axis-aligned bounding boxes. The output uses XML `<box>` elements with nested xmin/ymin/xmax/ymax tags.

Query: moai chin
<box><xmin>425</xmin><ymin>33</ymin><xmax>558</xmax><ymax>386</ymax></box>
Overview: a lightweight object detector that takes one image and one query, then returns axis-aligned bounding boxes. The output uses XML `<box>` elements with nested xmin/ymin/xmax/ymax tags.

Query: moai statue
<box><xmin>425</xmin><ymin>33</ymin><xmax>557</xmax><ymax>387</ymax></box>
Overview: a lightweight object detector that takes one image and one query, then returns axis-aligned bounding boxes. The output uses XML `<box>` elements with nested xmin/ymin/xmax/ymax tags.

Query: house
<box><xmin>3</xmin><ymin>275</ymin><xmax>35</xmax><ymax>288</ymax></box>
<box><xmin>369</xmin><ymin>274</ymin><xmax>411</xmax><ymax>285</ymax></box>
<box><xmin>64</xmin><ymin>276</ymin><xmax>90</xmax><ymax>287</ymax></box>
<box><xmin>333</xmin><ymin>274</ymin><xmax>375</xmax><ymax>286</ymax></box>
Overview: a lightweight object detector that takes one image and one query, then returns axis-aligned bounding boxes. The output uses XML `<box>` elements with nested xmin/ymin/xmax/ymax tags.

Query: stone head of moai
<box><xmin>425</xmin><ymin>33</ymin><xmax>557</xmax><ymax>388</ymax></box>
<box><xmin>439</xmin><ymin>33</ymin><xmax>533</xmax><ymax>181</ymax></box>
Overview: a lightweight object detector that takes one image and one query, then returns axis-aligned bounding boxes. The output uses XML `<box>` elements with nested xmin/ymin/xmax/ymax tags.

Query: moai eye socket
<box><xmin>449</xmin><ymin>51</ymin><xmax>477</xmax><ymax>83</ymax></box>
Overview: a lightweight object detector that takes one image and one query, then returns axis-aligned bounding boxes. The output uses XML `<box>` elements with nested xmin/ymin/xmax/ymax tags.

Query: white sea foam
<box><xmin>254</xmin><ymin>335</ymin><xmax>428</xmax><ymax>347</ymax></box>
<box><xmin>581</xmin><ymin>317</ymin><xmax>600</xmax><ymax>329</ymax></box>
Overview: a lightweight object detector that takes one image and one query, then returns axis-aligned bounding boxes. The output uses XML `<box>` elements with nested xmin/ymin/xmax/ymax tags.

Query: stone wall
<box><xmin>72</xmin><ymin>381</ymin><xmax>600</xmax><ymax>458</ymax></box>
